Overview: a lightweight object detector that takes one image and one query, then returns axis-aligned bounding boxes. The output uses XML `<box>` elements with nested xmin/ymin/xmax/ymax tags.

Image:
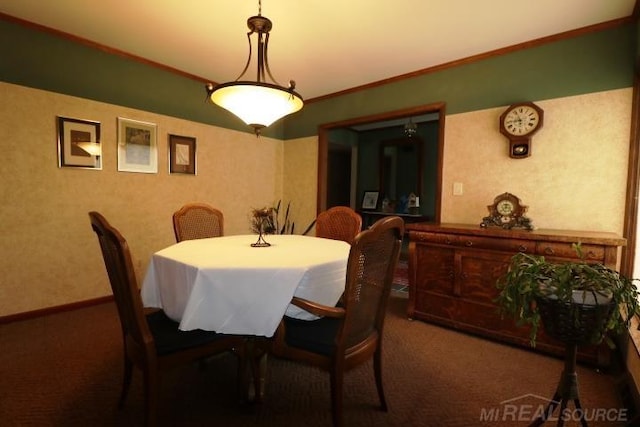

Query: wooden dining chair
<box><xmin>315</xmin><ymin>206</ymin><xmax>363</xmax><ymax>244</ymax></box>
<box><xmin>89</xmin><ymin>211</ymin><xmax>245</xmax><ymax>427</ymax></box>
<box><xmin>172</xmin><ymin>202</ymin><xmax>224</xmax><ymax>242</ymax></box>
<box><xmin>269</xmin><ymin>215</ymin><xmax>404</xmax><ymax>427</ymax></box>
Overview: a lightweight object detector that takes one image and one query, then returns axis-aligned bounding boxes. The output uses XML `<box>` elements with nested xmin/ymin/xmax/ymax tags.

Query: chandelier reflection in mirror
<box><xmin>205</xmin><ymin>0</ymin><xmax>303</xmax><ymax>135</ymax></box>
<box><xmin>404</xmin><ymin>117</ymin><xmax>417</xmax><ymax>138</ymax></box>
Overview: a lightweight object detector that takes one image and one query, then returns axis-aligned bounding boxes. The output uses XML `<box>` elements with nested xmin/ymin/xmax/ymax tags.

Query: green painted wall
<box><xmin>1</xmin><ymin>16</ymin><xmax>635</xmax><ymax>140</ymax></box>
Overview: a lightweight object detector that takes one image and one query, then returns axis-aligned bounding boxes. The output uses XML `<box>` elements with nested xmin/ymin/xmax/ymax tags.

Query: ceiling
<box><xmin>0</xmin><ymin>0</ymin><xmax>636</xmax><ymax>100</ymax></box>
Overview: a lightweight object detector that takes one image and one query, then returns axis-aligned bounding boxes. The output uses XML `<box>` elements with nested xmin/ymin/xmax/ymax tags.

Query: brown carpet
<box><xmin>0</xmin><ymin>296</ymin><xmax>629</xmax><ymax>426</ymax></box>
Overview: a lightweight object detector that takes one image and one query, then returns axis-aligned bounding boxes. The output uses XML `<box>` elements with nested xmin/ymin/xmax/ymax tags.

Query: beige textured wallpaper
<box><xmin>442</xmin><ymin>89</ymin><xmax>632</xmax><ymax>233</ymax></box>
<box><xmin>0</xmin><ymin>82</ymin><xmax>284</xmax><ymax>316</ymax></box>
<box><xmin>0</xmin><ymin>82</ymin><xmax>633</xmax><ymax>317</ymax></box>
<box><xmin>282</xmin><ymin>136</ymin><xmax>319</xmax><ymax>235</ymax></box>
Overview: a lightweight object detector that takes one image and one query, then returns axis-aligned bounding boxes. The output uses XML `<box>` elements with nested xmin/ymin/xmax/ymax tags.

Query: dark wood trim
<box><xmin>317</xmin><ymin>130</ymin><xmax>329</xmax><ymax>212</ymax></box>
<box><xmin>621</xmin><ymin>36</ymin><xmax>640</xmax><ymax>277</ymax></box>
<box><xmin>317</xmin><ymin>102</ymin><xmax>445</xmax><ymax>222</ymax></box>
<box><xmin>435</xmin><ymin>107</ymin><xmax>446</xmax><ymax>224</ymax></box>
<box><xmin>0</xmin><ymin>295</ymin><xmax>113</xmax><ymax>325</ymax></box>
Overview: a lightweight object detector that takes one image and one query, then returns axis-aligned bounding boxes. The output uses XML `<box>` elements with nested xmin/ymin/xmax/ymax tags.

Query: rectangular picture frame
<box><xmin>57</xmin><ymin>116</ymin><xmax>102</xmax><ymax>170</ymax></box>
<box><xmin>117</xmin><ymin>117</ymin><xmax>158</xmax><ymax>173</ymax></box>
<box><xmin>169</xmin><ymin>134</ymin><xmax>196</xmax><ymax>175</ymax></box>
<box><xmin>361</xmin><ymin>191</ymin><xmax>379</xmax><ymax>210</ymax></box>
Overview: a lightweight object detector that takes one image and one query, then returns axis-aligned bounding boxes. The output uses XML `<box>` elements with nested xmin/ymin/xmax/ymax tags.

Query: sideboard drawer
<box><xmin>535</xmin><ymin>242</ymin><xmax>605</xmax><ymax>261</ymax></box>
<box><xmin>459</xmin><ymin>236</ymin><xmax>534</xmax><ymax>254</ymax></box>
<box><xmin>411</xmin><ymin>231</ymin><xmax>458</xmax><ymax>246</ymax></box>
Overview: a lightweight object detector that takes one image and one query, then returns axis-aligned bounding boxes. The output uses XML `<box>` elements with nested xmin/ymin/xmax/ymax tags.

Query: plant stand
<box><xmin>529</xmin><ymin>343</ymin><xmax>586</xmax><ymax>427</ymax></box>
<box><xmin>529</xmin><ymin>297</ymin><xmax>614</xmax><ymax>427</ymax></box>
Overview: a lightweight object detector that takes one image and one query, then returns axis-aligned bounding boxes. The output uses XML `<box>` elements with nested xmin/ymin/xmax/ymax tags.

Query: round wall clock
<box><xmin>480</xmin><ymin>192</ymin><xmax>534</xmax><ymax>230</ymax></box>
<box><xmin>499</xmin><ymin>102</ymin><xmax>544</xmax><ymax>159</ymax></box>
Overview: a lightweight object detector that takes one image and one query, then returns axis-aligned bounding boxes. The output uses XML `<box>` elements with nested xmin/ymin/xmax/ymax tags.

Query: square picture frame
<box><xmin>117</xmin><ymin>117</ymin><xmax>158</xmax><ymax>173</ymax></box>
<box><xmin>361</xmin><ymin>191</ymin><xmax>379</xmax><ymax>210</ymax></box>
<box><xmin>57</xmin><ymin>116</ymin><xmax>102</xmax><ymax>170</ymax></box>
<box><xmin>169</xmin><ymin>134</ymin><xmax>196</xmax><ymax>175</ymax></box>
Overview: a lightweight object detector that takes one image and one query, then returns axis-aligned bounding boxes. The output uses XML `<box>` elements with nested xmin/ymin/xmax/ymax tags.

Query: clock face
<box><xmin>503</xmin><ymin>105</ymin><xmax>541</xmax><ymax>136</ymax></box>
<box><xmin>496</xmin><ymin>200</ymin><xmax>514</xmax><ymax>216</ymax></box>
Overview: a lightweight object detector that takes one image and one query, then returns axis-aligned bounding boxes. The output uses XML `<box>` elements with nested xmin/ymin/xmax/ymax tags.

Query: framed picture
<box><xmin>362</xmin><ymin>191</ymin><xmax>379</xmax><ymax>210</ymax></box>
<box><xmin>169</xmin><ymin>134</ymin><xmax>196</xmax><ymax>175</ymax></box>
<box><xmin>117</xmin><ymin>117</ymin><xmax>157</xmax><ymax>173</ymax></box>
<box><xmin>57</xmin><ymin>116</ymin><xmax>102</xmax><ymax>169</ymax></box>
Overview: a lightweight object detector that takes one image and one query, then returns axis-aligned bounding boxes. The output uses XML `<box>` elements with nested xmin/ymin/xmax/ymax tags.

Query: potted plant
<box><xmin>496</xmin><ymin>243</ymin><xmax>640</xmax><ymax>348</ymax></box>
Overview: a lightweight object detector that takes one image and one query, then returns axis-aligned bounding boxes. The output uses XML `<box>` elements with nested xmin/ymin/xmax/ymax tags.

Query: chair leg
<box><xmin>374</xmin><ymin>349</ymin><xmax>388</xmax><ymax>411</ymax></box>
<box><xmin>330</xmin><ymin>368</ymin><xmax>344</xmax><ymax>427</ymax></box>
<box><xmin>235</xmin><ymin>347</ymin><xmax>248</xmax><ymax>402</ymax></box>
<box><xmin>118</xmin><ymin>354</ymin><xmax>133</xmax><ymax>408</ymax></box>
<box><xmin>240</xmin><ymin>339</ymin><xmax>268</xmax><ymax>403</ymax></box>
<box><xmin>143</xmin><ymin>368</ymin><xmax>159</xmax><ymax>427</ymax></box>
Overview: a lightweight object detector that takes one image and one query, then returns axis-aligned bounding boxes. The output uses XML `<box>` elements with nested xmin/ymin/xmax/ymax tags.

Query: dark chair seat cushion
<box><xmin>283</xmin><ymin>316</ymin><xmax>341</xmax><ymax>356</ymax></box>
<box><xmin>146</xmin><ymin>310</ymin><xmax>227</xmax><ymax>356</ymax></box>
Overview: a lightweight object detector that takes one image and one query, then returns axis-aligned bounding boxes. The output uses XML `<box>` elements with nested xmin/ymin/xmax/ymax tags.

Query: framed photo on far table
<box><xmin>56</xmin><ymin>116</ymin><xmax>102</xmax><ymax>170</ymax></box>
<box><xmin>117</xmin><ymin>117</ymin><xmax>157</xmax><ymax>173</ymax></box>
<box><xmin>169</xmin><ymin>134</ymin><xmax>196</xmax><ymax>175</ymax></box>
<box><xmin>361</xmin><ymin>191</ymin><xmax>379</xmax><ymax>210</ymax></box>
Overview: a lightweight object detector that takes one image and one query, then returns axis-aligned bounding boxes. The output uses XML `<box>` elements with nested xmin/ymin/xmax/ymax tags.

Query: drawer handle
<box><xmin>586</xmin><ymin>251</ymin><xmax>596</xmax><ymax>258</ymax></box>
<box><xmin>518</xmin><ymin>245</ymin><xmax>528</xmax><ymax>252</ymax></box>
<box><xmin>445</xmin><ymin>238</ymin><xmax>452</xmax><ymax>245</ymax></box>
<box><xmin>544</xmin><ymin>247</ymin><xmax>555</xmax><ymax>255</ymax></box>
<box><xmin>465</xmin><ymin>240</ymin><xmax>473</xmax><ymax>247</ymax></box>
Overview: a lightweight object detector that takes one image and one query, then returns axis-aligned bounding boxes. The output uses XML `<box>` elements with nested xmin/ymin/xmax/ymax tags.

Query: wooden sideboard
<box><xmin>406</xmin><ymin>223</ymin><xmax>626</xmax><ymax>365</ymax></box>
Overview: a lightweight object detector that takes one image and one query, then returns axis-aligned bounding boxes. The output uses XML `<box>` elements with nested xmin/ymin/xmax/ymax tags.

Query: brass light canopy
<box><xmin>205</xmin><ymin>0</ymin><xmax>303</xmax><ymax>135</ymax></box>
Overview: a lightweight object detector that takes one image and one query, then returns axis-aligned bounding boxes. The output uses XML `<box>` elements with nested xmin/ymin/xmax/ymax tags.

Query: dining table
<box><xmin>140</xmin><ymin>234</ymin><xmax>351</xmax><ymax>337</ymax></box>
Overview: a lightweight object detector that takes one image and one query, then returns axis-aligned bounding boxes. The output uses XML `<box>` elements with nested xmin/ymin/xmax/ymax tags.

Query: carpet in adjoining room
<box><xmin>392</xmin><ymin>259</ymin><xmax>409</xmax><ymax>294</ymax></box>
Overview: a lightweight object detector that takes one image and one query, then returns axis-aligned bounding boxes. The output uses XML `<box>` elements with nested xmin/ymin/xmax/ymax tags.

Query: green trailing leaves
<box><xmin>495</xmin><ymin>243</ymin><xmax>640</xmax><ymax>348</ymax></box>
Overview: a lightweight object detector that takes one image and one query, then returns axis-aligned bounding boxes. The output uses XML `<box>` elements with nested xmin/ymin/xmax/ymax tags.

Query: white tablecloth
<box><xmin>141</xmin><ymin>234</ymin><xmax>350</xmax><ymax>337</ymax></box>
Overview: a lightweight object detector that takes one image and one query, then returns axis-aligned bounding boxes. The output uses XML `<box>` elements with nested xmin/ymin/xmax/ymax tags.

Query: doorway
<box><xmin>327</xmin><ymin>143</ymin><xmax>354</xmax><ymax>208</ymax></box>
<box><xmin>316</xmin><ymin>102</ymin><xmax>446</xmax><ymax>221</ymax></box>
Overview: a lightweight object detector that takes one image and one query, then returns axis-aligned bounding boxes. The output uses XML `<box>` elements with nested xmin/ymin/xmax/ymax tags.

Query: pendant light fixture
<box><xmin>205</xmin><ymin>0</ymin><xmax>303</xmax><ymax>135</ymax></box>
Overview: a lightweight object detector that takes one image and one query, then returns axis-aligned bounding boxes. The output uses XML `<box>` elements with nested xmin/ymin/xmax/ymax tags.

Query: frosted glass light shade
<box><xmin>210</xmin><ymin>81</ymin><xmax>303</xmax><ymax>131</ymax></box>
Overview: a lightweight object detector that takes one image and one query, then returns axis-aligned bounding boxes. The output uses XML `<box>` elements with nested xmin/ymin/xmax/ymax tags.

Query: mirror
<box><xmin>379</xmin><ymin>136</ymin><xmax>423</xmax><ymax>212</ymax></box>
